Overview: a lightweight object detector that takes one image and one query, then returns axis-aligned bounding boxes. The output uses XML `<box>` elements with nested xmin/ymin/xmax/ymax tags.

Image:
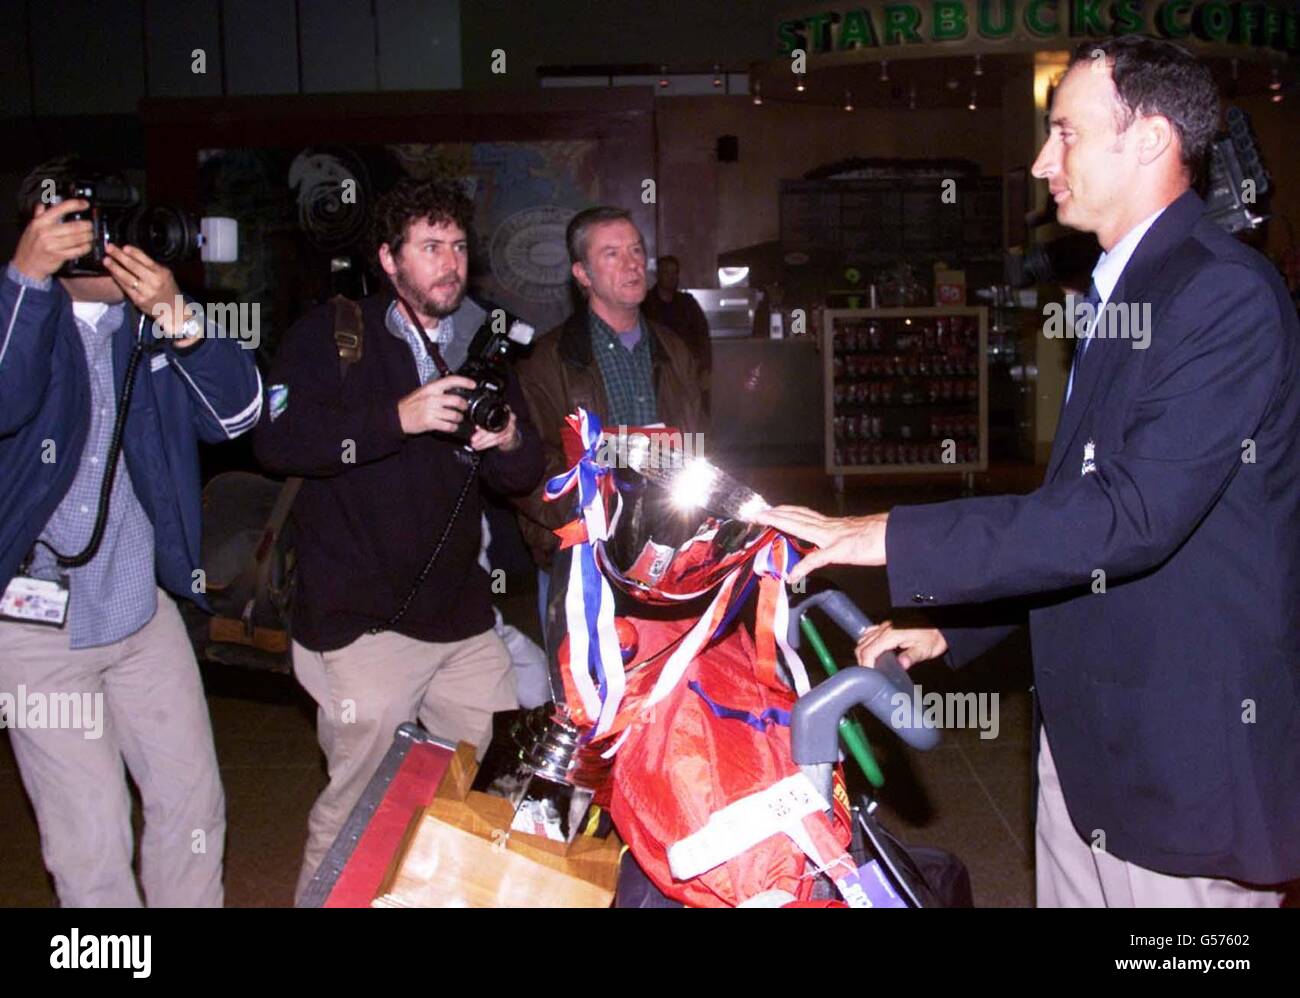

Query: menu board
<box><xmin>781</xmin><ymin>178</ymin><xmax>1002</xmax><ymax>262</ymax></box>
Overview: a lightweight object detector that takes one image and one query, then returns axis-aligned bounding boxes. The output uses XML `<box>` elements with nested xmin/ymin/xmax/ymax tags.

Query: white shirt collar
<box><xmin>71</xmin><ymin>300</ymin><xmax>111</xmax><ymax>327</ymax></box>
<box><xmin>1091</xmin><ymin>205</ymin><xmax>1168</xmax><ymax>305</ymax></box>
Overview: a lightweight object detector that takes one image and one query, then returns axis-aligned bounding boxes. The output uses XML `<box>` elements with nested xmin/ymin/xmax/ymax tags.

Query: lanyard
<box><xmin>398</xmin><ymin>296</ymin><xmax>453</xmax><ymax>379</ymax></box>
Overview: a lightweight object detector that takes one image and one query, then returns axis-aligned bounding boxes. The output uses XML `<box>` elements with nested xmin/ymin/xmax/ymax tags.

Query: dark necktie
<box><xmin>1065</xmin><ymin>280</ymin><xmax>1102</xmax><ymax>405</ymax></box>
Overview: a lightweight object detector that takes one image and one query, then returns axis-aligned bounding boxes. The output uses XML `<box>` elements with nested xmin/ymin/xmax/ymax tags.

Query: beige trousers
<box><xmin>1035</xmin><ymin>727</ymin><xmax>1283</xmax><ymax>908</ymax></box>
<box><xmin>0</xmin><ymin>589</ymin><xmax>225</xmax><ymax>907</ymax></box>
<box><xmin>292</xmin><ymin>626</ymin><xmax>516</xmax><ymax>901</ymax></box>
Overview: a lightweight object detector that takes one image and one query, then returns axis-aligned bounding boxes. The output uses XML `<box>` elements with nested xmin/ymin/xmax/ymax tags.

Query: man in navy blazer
<box><xmin>761</xmin><ymin>36</ymin><xmax>1299</xmax><ymax>906</ymax></box>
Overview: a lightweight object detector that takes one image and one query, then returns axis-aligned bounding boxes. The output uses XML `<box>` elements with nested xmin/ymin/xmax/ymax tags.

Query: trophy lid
<box><xmin>590</xmin><ymin>427</ymin><xmax>778</xmax><ymax>604</ymax></box>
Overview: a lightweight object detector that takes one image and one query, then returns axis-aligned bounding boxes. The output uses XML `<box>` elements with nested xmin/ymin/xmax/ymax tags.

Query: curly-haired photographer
<box><xmin>254</xmin><ymin>177</ymin><xmax>543</xmax><ymax>902</ymax></box>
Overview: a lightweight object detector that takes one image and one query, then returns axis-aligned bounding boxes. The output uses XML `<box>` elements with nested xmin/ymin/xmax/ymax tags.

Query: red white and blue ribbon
<box><xmin>637</xmin><ymin>534</ymin><xmax>809</xmax><ymax>726</ymax></box>
<box><xmin>545</xmin><ymin>409</ymin><xmax>625</xmax><ymax>739</ymax></box>
<box><xmin>753</xmin><ymin>535</ymin><xmax>811</xmax><ymax>697</ymax></box>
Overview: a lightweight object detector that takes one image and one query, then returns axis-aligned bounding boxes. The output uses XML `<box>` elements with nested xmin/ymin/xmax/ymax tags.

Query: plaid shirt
<box><xmin>589</xmin><ymin>310</ymin><xmax>656</xmax><ymax>427</ymax></box>
<box><xmin>14</xmin><ymin>267</ymin><xmax>157</xmax><ymax>649</ymax></box>
<box><xmin>387</xmin><ymin>300</ymin><xmax>453</xmax><ymax>385</ymax></box>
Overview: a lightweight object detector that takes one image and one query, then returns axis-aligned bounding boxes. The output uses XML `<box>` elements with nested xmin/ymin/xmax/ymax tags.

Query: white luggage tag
<box><xmin>1</xmin><ymin>574</ymin><xmax>70</xmax><ymax>628</ymax></box>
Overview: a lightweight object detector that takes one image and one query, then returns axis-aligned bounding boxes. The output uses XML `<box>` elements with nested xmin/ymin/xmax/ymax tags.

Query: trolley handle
<box><xmin>788</xmin><ymin>589</ymin><xmax>914</xmax><ymax>691</ymax></box>
<box><xmin>788</xmin><ymin>590</ymin><xmax>940</xmax><ymax>763</ymax></box>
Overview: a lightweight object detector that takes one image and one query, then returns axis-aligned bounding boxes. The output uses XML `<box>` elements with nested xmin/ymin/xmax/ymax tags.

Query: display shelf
<box><xmin>823</xmin><ymin>307</ymin><xmax>988</xmax><ymax>475</ymax></box>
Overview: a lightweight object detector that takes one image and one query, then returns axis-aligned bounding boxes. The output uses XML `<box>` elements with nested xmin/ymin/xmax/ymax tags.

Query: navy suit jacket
<box><xmin>886</xmin><ymin>190</ymin><xmax>1300</xmax><ymax>883</ymax></box>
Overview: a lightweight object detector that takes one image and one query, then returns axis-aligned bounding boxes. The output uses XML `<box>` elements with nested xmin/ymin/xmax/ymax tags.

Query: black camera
<box><xmin>446</xmin><ymin>309</ymin><xmax>536</xmax><ymax>442</ymax></box>
<box><xmin>51</xmin><ymin>174</ymin><xmax>225</xmax><ymax>277</ymax></box>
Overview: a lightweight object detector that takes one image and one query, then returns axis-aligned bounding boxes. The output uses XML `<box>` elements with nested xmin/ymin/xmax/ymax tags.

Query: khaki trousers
<box><xmin>1035</xmin><ymin>727</ymin><xmax>1283</xmax><ymax>908</ymax></box>
<box><xmin>292</xmin><ymin>627</ymin><xmax>516</xmax><ymax>901</ymax></box>
<box><xmin>0</xmin><ymin>589</ymin><xmax>225</xmax><ymax>907</ymax></box>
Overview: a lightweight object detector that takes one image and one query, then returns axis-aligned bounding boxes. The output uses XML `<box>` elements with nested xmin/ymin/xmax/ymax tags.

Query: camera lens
<box><xmin>126</xmin><ymin>205</ymin><xmax>202</xmax><ymax>265</ymax></box>
<box><xmin>472</xmin><ymin>396</ymin><xmax>510</xmax><ymax>432</ymax></box>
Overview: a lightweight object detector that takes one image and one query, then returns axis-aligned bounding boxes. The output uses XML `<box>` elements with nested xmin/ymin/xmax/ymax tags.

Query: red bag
<box><xmin>609</xmin><ymin>623</ymin><xmax>852</xmax><ymax>907</ymax></box>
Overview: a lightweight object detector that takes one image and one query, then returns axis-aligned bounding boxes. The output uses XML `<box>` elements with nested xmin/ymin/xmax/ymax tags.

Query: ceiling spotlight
<box><xmin>752</xmin><ymin>80</ymin><xmax>762</xmax><ymax>105</ymax></box>
<box><xmin>712</xmin><ymin>64</ymin><xmax>722</xmax><ymax>87</ymax></box>
<box><xmin>1269</xmin><ymin>67</ymin><xmax>1282</xmax><ymax>91</ymax></box>
<box><xmin>974</xmin><ymin>54</ymin><xmax>984</xmax><ymax>77</ymax></box>
<box><xmin>880</xmin><ymin>59</ymin><xmax>889</xmax><ymax>82</ymax></box>
<box><xmin>658</xmin><ymin>64</ymin><xmax>669</xmax><ymax>88</ymax></box>
<box><xmin>968</xmin><ymin>86</ymin><xmax>978</xmax><ymax>111</ymax></box>
<box><xmin>844</xmin><ymin>89</ymin><xmax>854</xmax><ymax>112</ymax></box>
<box><xmin>795</xmin><ymin>72</ymin><xmax>806</xmax><ymax>92</ymax></box>
<box><xmin>1271</xmin><ymin>91</ymin><xmax>1283</xmax><ymax>103</ymax></box>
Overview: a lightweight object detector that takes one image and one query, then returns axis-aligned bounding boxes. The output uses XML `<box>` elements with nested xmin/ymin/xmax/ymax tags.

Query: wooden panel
<box><xmin>223</xmin><ymin>0</ymin><xmax>299</xmax><ymax>96</ymax></box>
<box><xmin>30</xmin><ymin>0</ymin><xmax>144</xmax><ymax>115</ymax></box>
<box><xmin>144</xmin><ymin>0</ymin><xmax>222</xmax><ymax>99</ymax></box>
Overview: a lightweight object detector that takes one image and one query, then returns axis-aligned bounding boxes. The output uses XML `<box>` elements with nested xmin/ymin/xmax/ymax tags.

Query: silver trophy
<box><xmin>470</xmin><ymin>704</ymin><xmax>612</xmax><ymax>844</ymax></box>
<box><xmin>475</xmin><ymin>432</ymin><xmax>771</xmax><ymax>842</ymax></box>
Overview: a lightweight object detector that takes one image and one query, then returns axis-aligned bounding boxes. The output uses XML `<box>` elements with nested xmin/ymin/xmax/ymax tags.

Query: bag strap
<box><xmin>330</xmin><ymin>294</ymin><xmax>364</xmax><ymax>383</ymax></box>
<box><xmin>233</xmin><ymin>476</ymin><xmax>302</xmax><ymax>638</ymax></box>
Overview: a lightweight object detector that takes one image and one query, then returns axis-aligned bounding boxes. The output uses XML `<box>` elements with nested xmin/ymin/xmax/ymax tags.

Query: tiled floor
<box><xmin>1</xmin><ymin>464</ymin><xmax>1045</xmax><ymax>907</ymax></box>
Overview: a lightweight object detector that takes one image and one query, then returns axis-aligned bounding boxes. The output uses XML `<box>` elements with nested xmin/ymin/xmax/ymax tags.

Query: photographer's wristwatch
<box><xmin>174</xmin><ymin>313</ymin><xmax>205</xmax><ymax>341</ymax></box>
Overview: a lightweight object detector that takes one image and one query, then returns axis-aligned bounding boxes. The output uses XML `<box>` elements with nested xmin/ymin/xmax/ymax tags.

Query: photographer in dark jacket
<box><xmin>254</xmin><ymin>179</ymin><xmax>543</xmax><ymax>901</ymax></box>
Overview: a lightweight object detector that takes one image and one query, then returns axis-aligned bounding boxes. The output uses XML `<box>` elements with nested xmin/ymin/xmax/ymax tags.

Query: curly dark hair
<box><xmin>1068</xmin><ymin>35</ymin><xmax>1220</xmax><ymax>176</ymax></box>
<box><xmin>370</xmin><ymin>177</ymin><xmax>475</xmax><ymax>260</ymax></box>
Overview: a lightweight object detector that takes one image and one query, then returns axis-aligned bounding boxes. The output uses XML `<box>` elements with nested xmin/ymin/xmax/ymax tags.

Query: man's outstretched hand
<box><xmin>754</xmin><ymin>506</ymin><xmax>889</xmax><ymax>585</ymax></box>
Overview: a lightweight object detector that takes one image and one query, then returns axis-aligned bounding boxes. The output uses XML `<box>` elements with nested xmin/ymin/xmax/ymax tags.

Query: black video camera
<box><xmin>446</xmin><ymin>308</ymin><xmax>536</xmax><ymax>442</ymax></box>
<box><xmin>50</xmin><ymin>173</ymin><xmax>236</xmax><ymax>277</ymax></box>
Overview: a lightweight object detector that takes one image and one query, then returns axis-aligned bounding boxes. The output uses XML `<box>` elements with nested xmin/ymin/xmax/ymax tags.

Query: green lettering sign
<box><xmin>839</xmin><ymin>8</ymin><xmax>880</xmax><ymax>48</ymax></box>
<box><xmin>1194</xmin><ymin>1</ymin><xmax>1233</xmax><ymax>42</ymax></box>
<box><xmin>977</xmin><ymin>0</ymin><xmax>1017</xmax><ymax>37</ymax></box>
<box><xmin>805</xmin><ymin>11</ymin><xmax>837</xmax><ymax>52</ymax></box>
<box><xmin>1236</xmin><ymin>2</ymin><xmax>1262</xmax><ymax>44</ymax></box>
<box><xmin>1156</xmin><ymin>0</ymin><xmax>1192</xmax><ymax>37</ymax></box>
<box><xmin>1025</xmin><ymin>0</ymin><xmax>1059</xmax><ymax>36</ymax></box>
<box><xmin>777</xmin><ymin>19</ymin><xmax>804</xmax><ymax>56</ymax></box>
<box><xmin>1070</xmin><ymin>0</ymin><xmax>1106</xmax><ymax>34</ymax></box>
<box><xmin>773</xmin><ymin>1</ymin><xmax>1296</xmax><ymax>57</ymax></box>
<box><xmin>883</xmin><ymin>3</ymin><xmax>924</xmax><ymax>43</ymax></box>
<box><xmin>1113</xmin><ymin>0</ymin><xmax>1144</xmax><ymax>33</ymax></box>
<box><xmin>1262</xmin><ymin>5</ymin><xmax>1282</xmax><ymax>48</ymax></box>
<box><xmin>933</xmin><ymin>0</ymin><xmax>969</xmax><ymax>39</ymax></box>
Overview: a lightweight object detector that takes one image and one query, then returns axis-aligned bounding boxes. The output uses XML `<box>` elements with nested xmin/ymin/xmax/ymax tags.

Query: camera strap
<box><xmin>397</xmin><ymin>295</ymin><xmax>452</xmax><ymax>379</ymax></box>
<box><xmin>367</xmin><ymin>294</ymin><xmax>481</xmax><ymax>635</ymax></box>
<box><xmin>5</xmin><ymin>311</ymin><xmax>150</xmax><ymax>628</ymax></box>
<box><xmin>33</xmin><ymin>312</ymin><xmax>149</xmax><ymax>571</ymax></box>
<box><xmin>368</xmin><ymin>450</ymin><xmax>479</xmax><ymax>635</ymax></box>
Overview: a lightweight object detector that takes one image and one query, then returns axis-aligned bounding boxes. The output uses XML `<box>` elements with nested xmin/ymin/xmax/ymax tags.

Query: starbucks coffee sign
<box><xmin>777</xmin><ymin>1</ymin><xmax>1299</xmax><ymax>59</ymax></box>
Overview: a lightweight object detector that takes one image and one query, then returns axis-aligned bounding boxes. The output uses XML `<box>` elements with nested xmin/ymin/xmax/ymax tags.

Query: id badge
<box><xmin>0</xmin><ymin>575</ymin><xmax>70</xmax><ymax>628</ymax></box>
